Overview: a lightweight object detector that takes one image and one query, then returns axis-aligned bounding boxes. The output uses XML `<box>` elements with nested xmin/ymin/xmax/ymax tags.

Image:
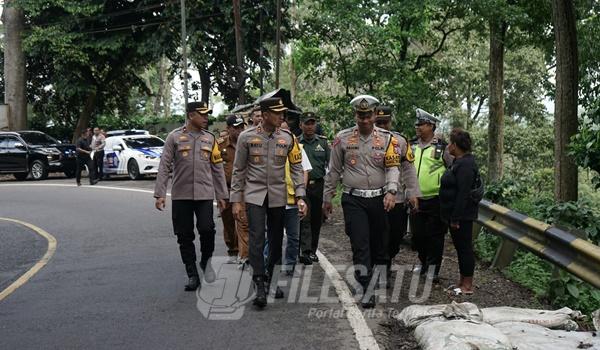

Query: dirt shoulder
<box><xmin>317</xmin><ymin>207</ymin><xmax>549</xmax><ymax>350</ymax></box>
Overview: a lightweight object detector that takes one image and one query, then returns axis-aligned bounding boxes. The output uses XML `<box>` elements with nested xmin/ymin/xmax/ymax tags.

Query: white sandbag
<box><xmin>495</xmin><ymin>321</ymin><xmax>600</xmax><ymax>350</ymax></box>
<box><xmin>414</xmin><ymin>320</ymin><xmax>513</xmax><ymax>350</ymax></box>
<box><xmin>592</xmin><ymin>309</ymin><xmax>600</xmax><ymax>332</ymax></box>
<box><xmin>481</xmin><ymin>306</ymin><xmax>582</xmax><ymax>330</ymax></box>
<box><xmin>396</xmin><ymin>302</ymin><xmax>482</xmax><ymax>328</ymax></box>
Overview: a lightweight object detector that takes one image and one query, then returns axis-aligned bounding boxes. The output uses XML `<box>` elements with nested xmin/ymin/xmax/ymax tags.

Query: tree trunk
<box><xmin>199</xmin><ymin>66</ymin><xmax>210</xmax><ymax>103</ymax></box>
<box><xmin>552</xmin><ymin>0</ymin><xmax>579</xmax><ymax>202</ymax></box>
<box><xmin>153</xmin><ymin>56</ymin><xmax>168</xmax><ymax>114</ymax></box>
<box><xmin>233</xmin><ymin>0</ymin><xmax>245</xmax><ymax>104</ymax></box>
<box><xmin>289</xmin><ymin>43</ymin><xmax>297</xmax><ymax>100</ymax></box>
<box><xmin>3</xmin><ymin>0</ymin><xmax>27</xmax><ymax>130</ymax></box>
<box><xmin>487</xmin><ymin>20</ymin><xmax>506</xmax><ymax>182</ymax></box>
<box><xmin>72</xmin><ymin>89</ymin><xmax>97</xmax><ymax>143</ymax></box>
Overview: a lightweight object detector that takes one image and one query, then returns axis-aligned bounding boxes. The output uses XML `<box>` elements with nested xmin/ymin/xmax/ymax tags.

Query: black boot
<box><xmin>184</xmin><ymin>264</ymin><xmax>200</xmax><ymax>291</ymax></box>
<box><xmin>253</xmin><ymin>276</ymin><xmax>267</xmax><ymax>308</ymax></box>
<box><xmin>200</xmin><ymin>259</ymin><xmax>216</xmax><ymax>283</ymax></box>
<box><xmin>266</xmin><ymin>276</ymin><xmax>284</xmax><ymax>299</ymax></box>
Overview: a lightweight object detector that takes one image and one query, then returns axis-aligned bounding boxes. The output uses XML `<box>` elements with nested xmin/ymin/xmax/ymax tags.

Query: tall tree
<box><xmin>487</xmin><ymin>18</ymin><xmax>507</xmax><ymax>181</ymax></box>
<box><xmin>552</xmin><ymin>0</ymin><xmax>579</xmax><ymax>202</ymax></box>
<box><xmin>2</xmin><ymin>0</ymin><xmax>27</xmax><ymax>130</ymax></box>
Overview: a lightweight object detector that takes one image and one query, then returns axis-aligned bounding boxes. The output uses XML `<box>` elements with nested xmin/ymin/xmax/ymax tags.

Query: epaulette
<box><xmin>317</xmin><ymin>134</ymin><xmax>328</xmax><ymax>140</ymax></box>
<box><xmin>391</xmin><ymin>131</ymin><xmax>409</xmax><ymax>144</ymax></box>
<box><xmin>336</xmin><ymin>127</ymin><xmax>354</xmax><ymax>137</ymax></box>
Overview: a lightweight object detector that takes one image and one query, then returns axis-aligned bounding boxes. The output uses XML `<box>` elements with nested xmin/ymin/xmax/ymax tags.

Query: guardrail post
<box><xmin>491</xmin><ymin>239</ymin><xmax>517</xmax><ymax>270</ymax></box>
<box><xmin>472</xmin><ymin>223</ymin><xmax>482</xmax><ymax>242</ymax></box>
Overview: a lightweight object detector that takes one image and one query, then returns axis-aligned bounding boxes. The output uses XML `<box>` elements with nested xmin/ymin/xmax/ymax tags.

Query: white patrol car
<box><xmin>103</xmin><ymin>134</ymin><xmax>164</xmax><ymax>180</ymax></box>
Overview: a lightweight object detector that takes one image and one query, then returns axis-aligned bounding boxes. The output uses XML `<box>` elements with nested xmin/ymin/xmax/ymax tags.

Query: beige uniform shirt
<box><xmin>154</xmin><ymin>126</ymin><xmax>229</xmax><ymax>201</ymax></box>
<box><xmin>230</xmin><ymin>125</ymin><xmax>306</xmax><ymax>208</ymax></box>
<box><xmin>323</xmin><ymin>126</ymin><xmax>400</xmax><ymax>203</ymax></box>
<box><xmin>391</xmin><ymin>131</ymin><xmax>421</xmax><ymax>203</ymax></box>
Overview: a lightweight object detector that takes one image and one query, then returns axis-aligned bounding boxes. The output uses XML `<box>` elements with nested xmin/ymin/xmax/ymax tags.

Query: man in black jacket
<box><xmin>75</xmin><ymin>129</ymin><xmax>97</xmax><ymax>186</ymax></box>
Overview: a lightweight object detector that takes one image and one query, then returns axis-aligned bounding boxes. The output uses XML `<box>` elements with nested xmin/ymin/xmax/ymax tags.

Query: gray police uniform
<box><xmin>230</xmin><ymin>124</ymin><xmax>305</xmax><ymax>279</ymax></box>
<box><xmin>323</xmin><ymin>125</ymin><xmax>400</xmax><ymax>289</ymax></box>
<box><xmin>154</xmin><ymin>125</ymin><xmax>229</xmax><ymax>278</ymax></box>
<box><xmin>387</xmin><ymin>130</ymin><xmax>421</xmax><ymax>265</ymax></box>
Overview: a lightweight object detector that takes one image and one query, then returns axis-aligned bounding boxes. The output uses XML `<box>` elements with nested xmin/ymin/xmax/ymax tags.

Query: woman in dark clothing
<box><xmin>439</xmin><ymin>128</ymin><xmax>479</xmax><ymax>295</ymax></box>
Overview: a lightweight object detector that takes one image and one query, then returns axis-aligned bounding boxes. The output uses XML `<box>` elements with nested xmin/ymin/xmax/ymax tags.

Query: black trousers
<box><xmin>387</xmin><ymin>203</ymin><xmax>408</xmax><ymax>266</ymax></box>
<box><xmin>75</xmin><ymin>156</ymin><xmax>95</xmax><ymax>184</ymax></box>
<box><xmin>246</xmin><ymin>198</ymin><xmax>285</xmax><ymax>279</ymax></box>
<box><xmin>410</xmin><ymin>197</ymin><xmax>447</xmax><ymax>276</ymax></box>
<box><xmin>93</xmin><ymin>150</ymin><xmax>104</xmax><ymax>179</ymax></box>
<box><xmin>300</xmin><ymin>178</ymin><xmax>324</xmax><ymax>254</ymax></box>
<box><xmin>171</xmin><ymin>200</ymin><xmax>215</xmax><ymax>269</ymax></box>
<box><xmin>449</xmin><ymin>220</ymin><xmax>475</xmax><ymax>277</ymax></box>
<box><xmin>341</xmin><ymin>193</ymin><xmax>389</xmax><ymax>287</ymax></box>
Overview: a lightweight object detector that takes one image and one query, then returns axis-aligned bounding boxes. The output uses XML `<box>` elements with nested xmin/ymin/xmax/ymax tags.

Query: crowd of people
<box><xmin>153</xmin><ymin>94</ymin><xmax>482</xmax><ymax>309</ymax></box>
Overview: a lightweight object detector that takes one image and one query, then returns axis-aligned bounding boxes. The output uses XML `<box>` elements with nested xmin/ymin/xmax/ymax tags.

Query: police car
<box><xmin>103</xmin><ymin>133</ymin><xmax>164</xmax><ymax>180</ymax></box>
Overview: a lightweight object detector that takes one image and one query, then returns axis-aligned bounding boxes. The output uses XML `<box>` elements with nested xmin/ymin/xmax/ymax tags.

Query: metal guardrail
<box><xmin>475</xmin><ymin>199</ymin><xmax>600</xmax><ymax>289</ymax></box>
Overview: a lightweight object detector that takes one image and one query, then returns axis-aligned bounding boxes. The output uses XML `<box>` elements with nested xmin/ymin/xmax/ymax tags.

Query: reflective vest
<box><xmin>412</xmin><ymin>139</ymin><xmax>447</xmax><ymax>198</ymax></box>
<box><xmin>285</xmin><ymin>143</ymin><xmax>304</xmax><ymax>205</ymax></box>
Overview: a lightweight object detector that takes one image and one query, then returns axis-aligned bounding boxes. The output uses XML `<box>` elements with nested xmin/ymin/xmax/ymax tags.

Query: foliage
<box><xmin>570</xmin><ymin>107</ymin><xmax>600</xmax><ymax>190</ymax></box>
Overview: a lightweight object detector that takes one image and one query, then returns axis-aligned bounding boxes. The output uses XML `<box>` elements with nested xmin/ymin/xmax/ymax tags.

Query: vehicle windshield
<box><xmin>123</xmin><ymin>137</ymin><xmax>164</xmax><ymax>149</ymax></box>
<box><xmin>19</xmin><ymin>132</ymin><xmax>58</xmax><ymax>145</ymax></box>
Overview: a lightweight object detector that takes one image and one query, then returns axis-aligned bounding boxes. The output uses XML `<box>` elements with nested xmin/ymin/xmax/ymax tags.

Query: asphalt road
<box><xmin>0</xmin><ymin>181</ymin><xmax>360</xmax><ymax>350</ymax></box>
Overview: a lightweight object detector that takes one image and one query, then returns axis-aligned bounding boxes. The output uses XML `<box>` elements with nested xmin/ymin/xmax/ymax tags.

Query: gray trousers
<box><xmin>246</xmin><ymin>200</ymin><xmax>285</xmax><ymax>279</ymax></box>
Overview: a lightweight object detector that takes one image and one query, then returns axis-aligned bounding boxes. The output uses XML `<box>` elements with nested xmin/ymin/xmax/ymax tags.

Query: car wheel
<box><xmin>13</xmin><ymin>172</ymin><xmax>28</xmax><ymax>181</ymax></box>
<box><xmin>128</xmin><ymin>159</ymin><xmax>142</xmax><ymax>180</ymax></box>
<box><xmin>30</xmin><ymin>160</ymin><xmax>49</xmax><ymax>180</ymax></box>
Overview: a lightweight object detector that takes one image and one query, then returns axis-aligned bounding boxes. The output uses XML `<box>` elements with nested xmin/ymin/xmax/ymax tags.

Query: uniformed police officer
<box><xmin>298</xmin><ymin>112</ymin><xmax>330</xmax><ymax>265</ymax></box>
<box><xmin>217</xmin><ymin>115</ymin><xmax>249</xmax><ymax>265</ymax></box>
<box><xmin>323</xmin><ymin>95</ymin><xmax>400</xmax><ymax>308</ymax></box>
<box><xmin>410</xmin><ymin>108</ymin><xmax>453</xmax><ymax>283</ymax></box>
<box><xmin>154</xmin><ymin>101</ymin><xmax>229</xmax><ymax>292</ymax></box>
<box><xmin>374</xmin><ymin>106</ymin><xmax>421</xmax><ymax>274</ymax></box>
<box><xmin>230</xmin><ymin>97</ymin><xmax>307</xmax><ymax>308</ymax></box>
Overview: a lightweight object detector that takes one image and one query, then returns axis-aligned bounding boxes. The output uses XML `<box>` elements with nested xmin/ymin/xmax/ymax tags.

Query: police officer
<box><xmin>374</xmin><ymin>106</ymin><xmax>421</xmax><ymax>274</ymax></box>
<box><xmin>298</xmin><ymin>112</ymin><xmax>330</xmax><ymax>265</ymax></box>
<box><xmin>249</xmin><ymin>105</ymin><xmax>263</xmax><ymax>126</ymax></box>
<box><xmin>323</xmin><ymin>95</ymin><xmax>400</xmax><ymax>308</ymax></box>
<box><xmin>75</xmin><ymin>128</ymin><xmax>97</xmax><ymax>186</ymax></box>
<box><xmin>230</xmin><ymin>97</ymin><xmax>307</xmax><ymax>308</ymax></box>
<box><xmin>217</xmin><ymin>115</ymin><xmax>249</xmax><ymax>265</ymax></box>
<box><xmin>154</xmin><ymin>101</ymin><xmax>229</xmax><ymax>292</ymax></box>
<box><xmin>410</xmin><ymin>108</ymin><xmax>453</xmax><ymax>283</ymax></box>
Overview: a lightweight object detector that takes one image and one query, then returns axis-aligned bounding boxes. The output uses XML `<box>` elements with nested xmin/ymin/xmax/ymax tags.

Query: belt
<box><xmin>308</xmin><ymin>178</ymin><xmax>324</xmax><ymax>185</ymax></box>
<box><xmin>343</xmin><ymin>187</ymin><xmax>385</xmax><ymax>198</ymax></box>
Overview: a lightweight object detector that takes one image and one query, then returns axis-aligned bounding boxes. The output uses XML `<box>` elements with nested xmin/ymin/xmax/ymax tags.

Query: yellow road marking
<box><xmin>0</xmin><ymin>218</ymin><xmax>57</xmax><ymax>302</ymax></box>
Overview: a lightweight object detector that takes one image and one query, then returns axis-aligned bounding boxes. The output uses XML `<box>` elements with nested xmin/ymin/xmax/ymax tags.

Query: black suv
<box><xmin>0</xmin><ymin>131</ymin><xmax>77</xmax><ymax>180</ymax></box>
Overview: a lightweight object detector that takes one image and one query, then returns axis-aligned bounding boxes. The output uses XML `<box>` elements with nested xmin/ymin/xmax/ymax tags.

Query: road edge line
<box><xmin>0</xmin><ymin>218</ymin><xmax>57</xmax><ymax>302</ymax></box>
<box><xmin>316</xmin><ymin>250</ymin><xmax>380</xmax><ymax>350</ymax></box>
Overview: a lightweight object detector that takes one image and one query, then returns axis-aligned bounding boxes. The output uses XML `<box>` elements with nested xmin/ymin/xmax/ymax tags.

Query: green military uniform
<box><xmin>299</xmin><ymin>112</ymin><xmax>330</xmax><ymax>262</ymax></box>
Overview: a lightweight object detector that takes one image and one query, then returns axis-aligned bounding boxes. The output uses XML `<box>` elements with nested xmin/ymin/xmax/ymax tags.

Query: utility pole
<box><xmin>233</xmin><ymin>0</ymin><xmax>245</xmax><ymax>104</ymax></box>
<box><xmin>275</xmin><ymin>0</ymin><xmax>281</xmax><ymax>89</ymax></box>
<box><xmin>259</xmin><ymin>5</ymin><xmax>264</xmax><ymax>95</ymax></box>
<box><xmin>180</xmin><ymin>0</ymin><xmax>189</xmax><ymax>107</ymax></box>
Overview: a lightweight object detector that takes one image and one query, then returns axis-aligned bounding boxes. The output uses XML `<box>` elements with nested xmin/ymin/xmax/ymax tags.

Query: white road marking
<box><xmin>317</xmin><ymin>250</ymin><xmax>381</xmax><ymax>350</ymax></box>
<box><xmin>1</xmin><ymin>183</ymin><xmax>379</xmax><ymax>349</ymax></box>
<box><xmin>0</xmin><ymin>218</ymin><xmax>57</xmax><ymax>302</ymax></box>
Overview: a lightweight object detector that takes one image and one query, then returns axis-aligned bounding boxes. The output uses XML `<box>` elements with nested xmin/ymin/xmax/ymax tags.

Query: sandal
<box><xmin>446</xmin><ymin>287</ymin><xmax>474</xmax><ymax>296</ymax></box>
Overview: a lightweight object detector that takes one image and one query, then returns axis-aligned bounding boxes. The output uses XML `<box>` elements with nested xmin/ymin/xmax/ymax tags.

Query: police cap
<box><xmin>186</xmin><ymin>101</ymin><xmax>212</xmax><ymax>114</ymax></box>
<box><xmin>350</xmin><ymin>94</ymin><xmax>380</xmax><ymax>112</ymax></box>
<box><xmin>415</xmin><ymin>108</ymin><xmax>440</xmax><ymax>125</ymax></box>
